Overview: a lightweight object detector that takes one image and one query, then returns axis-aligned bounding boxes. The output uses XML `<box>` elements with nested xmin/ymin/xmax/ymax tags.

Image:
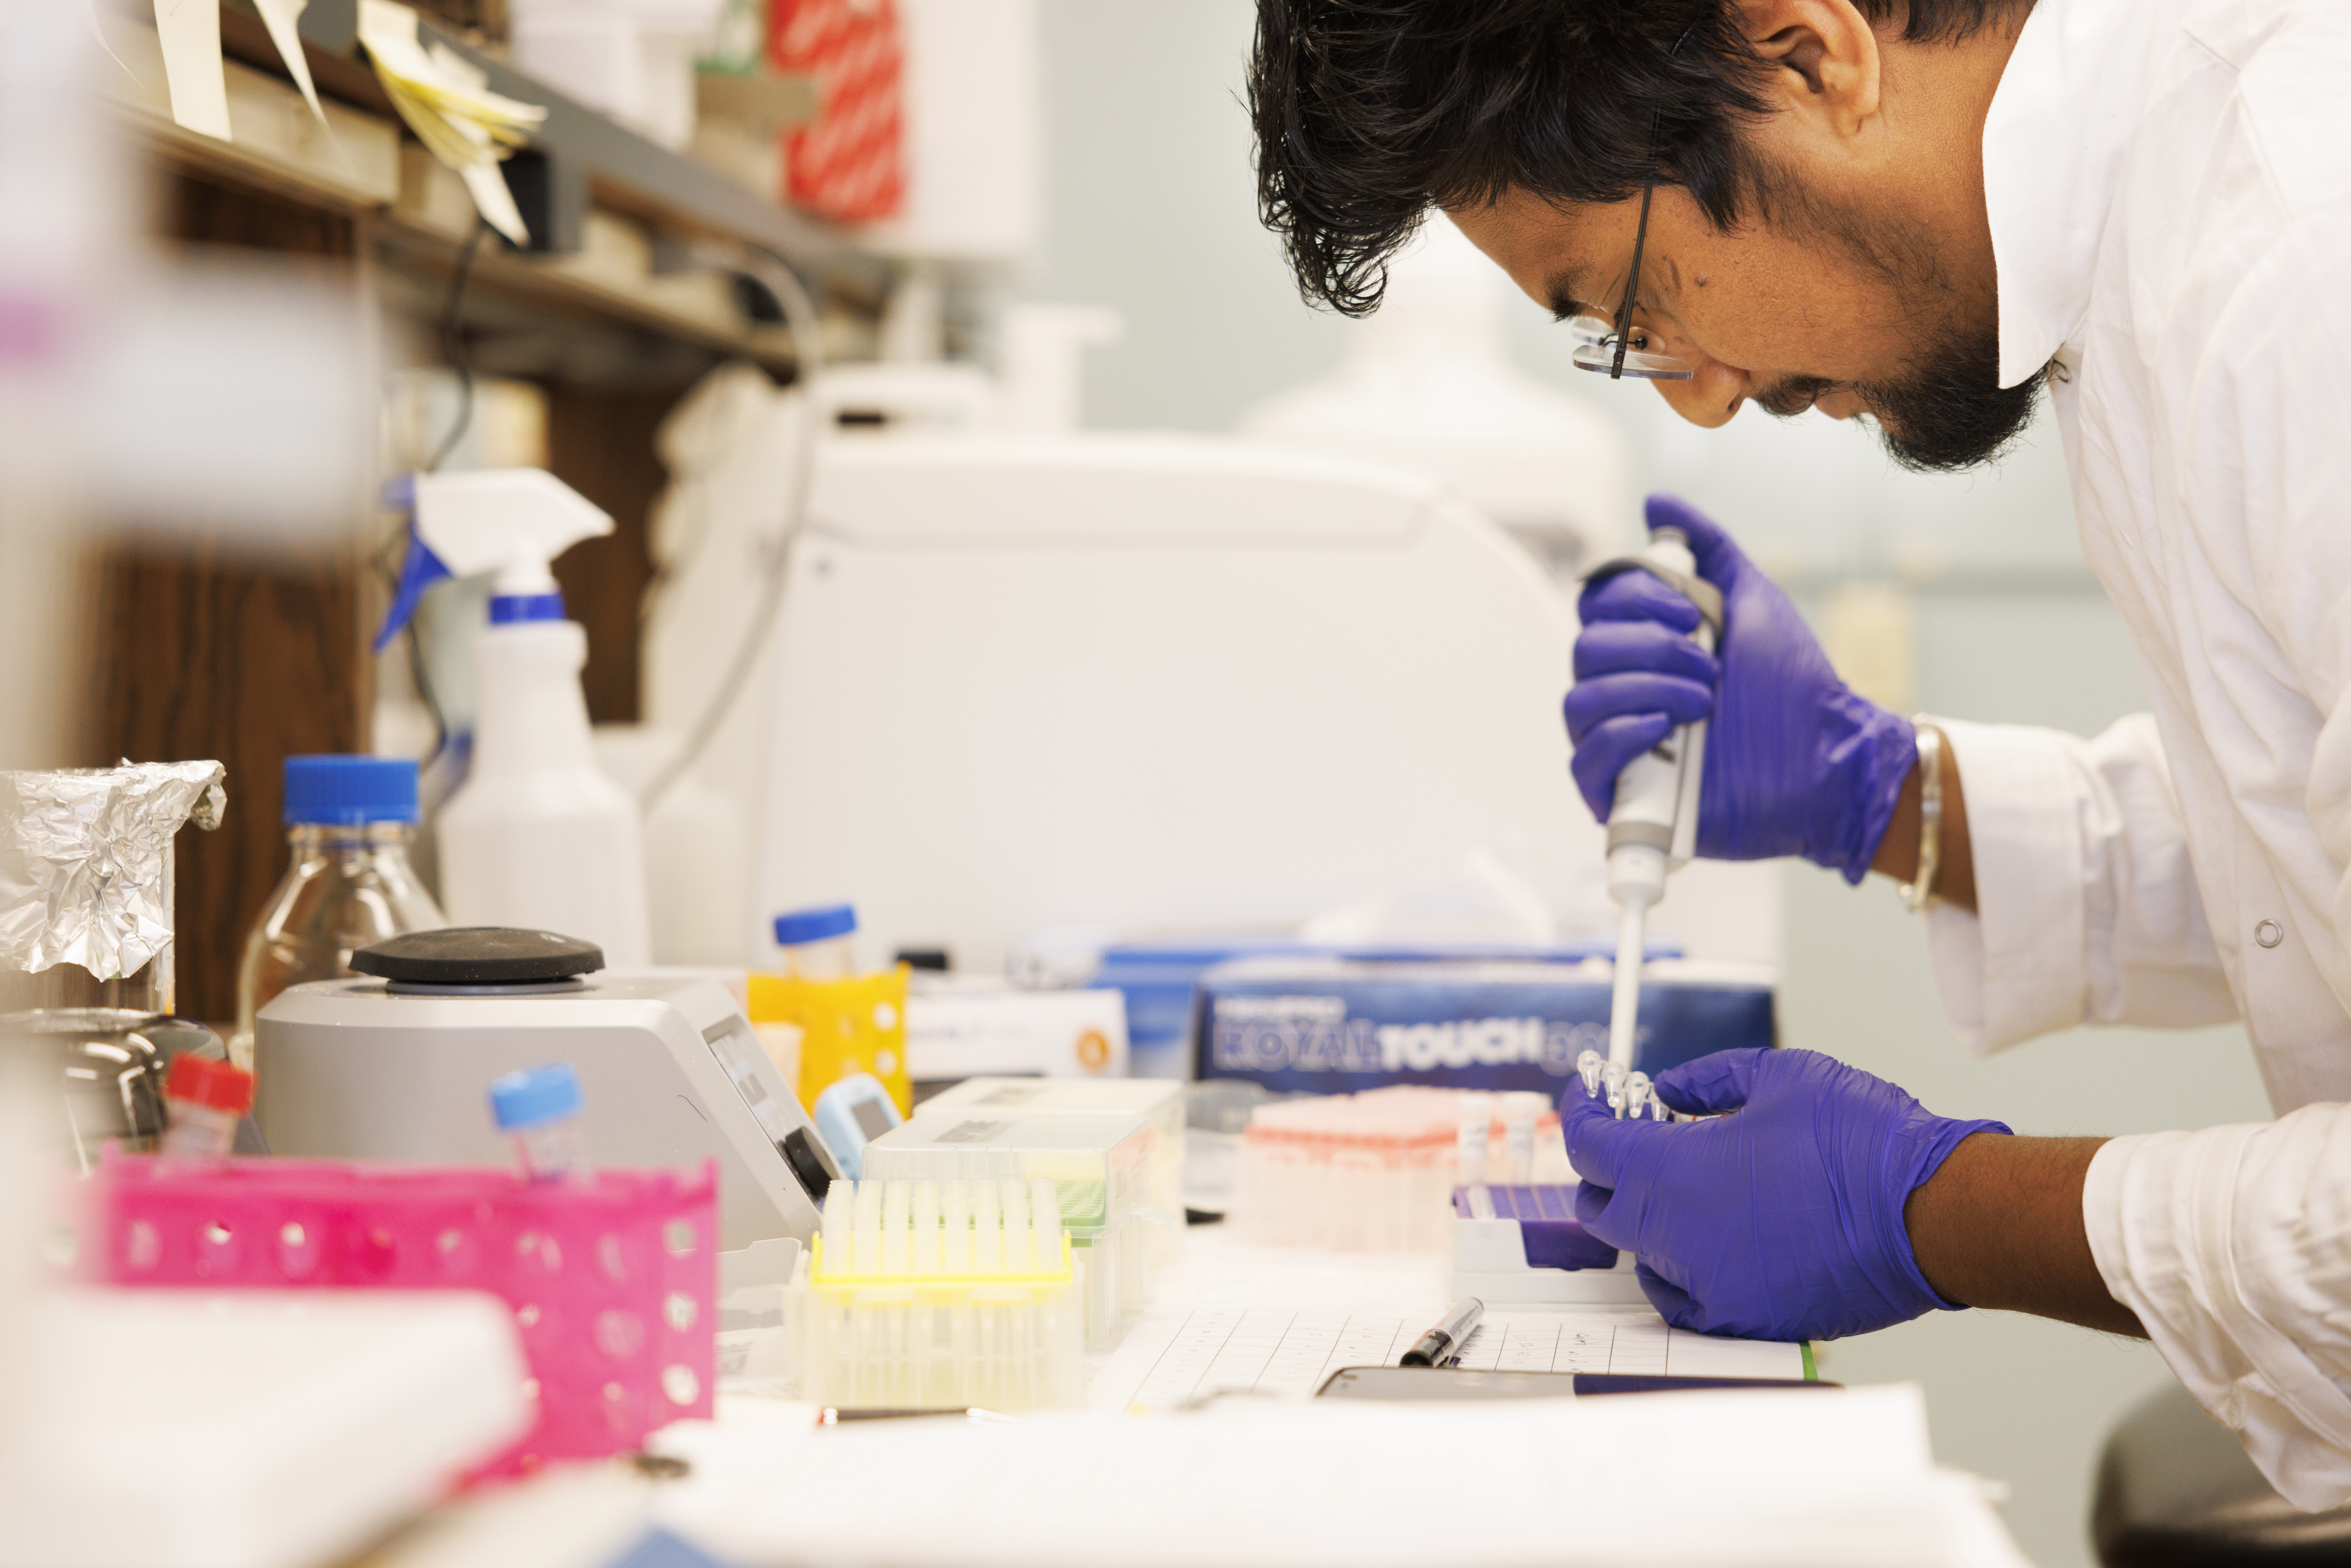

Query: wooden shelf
<box><xmin>109</xmin><ymin>0</ymin><xmax>886</xmax><ymax>374</ymax></box>
<box><xmin>107</xmin><ymin>19</ymin><xmax>403</xmax><ymax>214</ymax></box>
<box><xmin>240</xmin><ymin>0</ymin><xmax>885</xmax><ymax>294</ymax></box>
<box><xmin>422</xmin><ymin>30</ymin><xmax>868</xmax><ymax>281</ymax></box>
<box><xmin>227</xmin><ymin>1</ymin><xmax>880</xmax><ymax>284</ymax></box>
<box><xmin>374</xmin><ymin>212</ymin><xmax>800</xmax><ymax>381</ymax></box>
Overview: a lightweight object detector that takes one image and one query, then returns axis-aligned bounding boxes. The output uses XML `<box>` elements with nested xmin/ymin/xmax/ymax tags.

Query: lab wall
<box><xmin>1021</xmin><ymin>5</ymin><xmax>2279</xmax><ymax>1564</ymax></box>
<box><xmin>1019</xmin><ymin>0</ymin><xmax>1352</xmax><ymax>430</ymax></box>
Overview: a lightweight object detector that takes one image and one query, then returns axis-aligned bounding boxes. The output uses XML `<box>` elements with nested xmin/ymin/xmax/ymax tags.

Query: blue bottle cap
<box><xmin>773</xmin><ymin>904</ymin><xmax>857</xmax><ymax>946</ymax></box>
<box><xmin>282</xmin><ymin>755</ymin><xmax>420</xmax><ymax>826</ymax></box>
<box><xmin>489</xmin><ymin>1062</ymin><xmax>584</xmax><ymax>1131</ymax></box>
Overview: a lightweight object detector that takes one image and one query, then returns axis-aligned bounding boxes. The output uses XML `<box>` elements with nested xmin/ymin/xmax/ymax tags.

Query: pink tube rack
<box><xmin>86</xmin><ymin>1150</ymin><xmax>717</xmax><ymax>1479</ymax></box>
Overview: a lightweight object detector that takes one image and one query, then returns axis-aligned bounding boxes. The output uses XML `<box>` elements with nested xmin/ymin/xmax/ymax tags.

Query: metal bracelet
<box><xmin>1899</xmin><ymin>720</ymin><xmax>1943</xmax><ymax>914</ymax></box>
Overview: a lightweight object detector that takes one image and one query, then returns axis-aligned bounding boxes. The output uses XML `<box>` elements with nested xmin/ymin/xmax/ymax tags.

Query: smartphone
<box><xmin>1313</xmin><ymin>1366</ymin><xmax>1834</xmax><ymax>1401</ymax></box>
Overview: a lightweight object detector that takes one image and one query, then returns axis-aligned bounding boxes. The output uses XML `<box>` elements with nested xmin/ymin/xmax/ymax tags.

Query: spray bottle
<box><xmin>376</xmin><ymin>469</ymin><xmax>653</xmax><ymax>965</ymax></box>
<box><xmin>1593</xmin><ymin>527</ymin><xmax>1722</xmax><ymax>1086</ymax></box>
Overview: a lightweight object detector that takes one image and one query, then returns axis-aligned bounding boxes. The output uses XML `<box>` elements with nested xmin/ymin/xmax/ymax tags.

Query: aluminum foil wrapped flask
<box><xmin>0</xmin><ymin>761</ymin><xmax>225</xmax><ymax>1016</ymax></box>
<box><xmin>0</xmin><ymin>763</ymin><xmax>232</xmax><ymax>1171</ymax></box>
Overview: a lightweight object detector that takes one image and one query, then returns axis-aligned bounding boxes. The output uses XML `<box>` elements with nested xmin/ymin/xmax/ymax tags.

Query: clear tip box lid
<box><xmin>861</xmin><ymin>1110</ymin><xmax>1151</xmax><ymax>1229</ymax></box>
<box><xmin>915</xmin><ymin>1076</ymin><xmax>1182</xmax><ymax>1129</ymax></box>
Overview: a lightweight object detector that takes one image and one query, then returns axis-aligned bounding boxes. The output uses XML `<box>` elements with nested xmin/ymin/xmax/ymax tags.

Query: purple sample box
<box><xmin>1451</xmin><ymin>1183</ymin><xmax>1645</xmax><ymax>1305</ymax></box>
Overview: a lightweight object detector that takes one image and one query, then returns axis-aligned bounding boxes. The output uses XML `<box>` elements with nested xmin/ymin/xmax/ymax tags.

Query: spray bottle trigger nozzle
<box><xmin>373</xmin><ymin>516</ymin><xmax>455</xmax><ymax>653</ymax></box>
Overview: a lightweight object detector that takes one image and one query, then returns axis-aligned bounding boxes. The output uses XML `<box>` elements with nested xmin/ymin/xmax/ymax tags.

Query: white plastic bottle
<box><xmin>402</xmin><ymin>470</ymin><xmax>653</xmax><ymax>965</ymax></box>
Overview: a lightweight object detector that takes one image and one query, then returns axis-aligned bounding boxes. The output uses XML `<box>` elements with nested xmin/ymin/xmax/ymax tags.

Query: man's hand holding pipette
<box><xmin>1567</xmin><ymin>496</ymin><xmax>1916</xmax><ymax>883</ymax></box>
<box><xmin>1562</xmin><ymin>1048</ymin><xmax>2011</xmax><ymax>1341</ymax></box>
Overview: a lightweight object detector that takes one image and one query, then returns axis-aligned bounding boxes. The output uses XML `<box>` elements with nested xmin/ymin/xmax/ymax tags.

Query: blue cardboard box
<box><xmin>1092</xmin><ymin>937</ymin><xmax>1662</xmax><ymax>1078</ymax></box>
<box><xmin>1194</xmin><ymin>956</ymin><xmax>1775</xmax><ymax>1096</ymax></box>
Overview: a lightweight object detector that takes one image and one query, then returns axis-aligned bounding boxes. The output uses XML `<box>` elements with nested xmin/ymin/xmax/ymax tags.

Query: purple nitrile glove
<box><xmin>1562</xmin><ymin>1048</ymin><xmax>2012</xmax><ymax>1341</ymax></box>
<box><xmin>1566</xmin><ymin>494</ymin><xmax>1916</xmax><ymax>882</ymax></box>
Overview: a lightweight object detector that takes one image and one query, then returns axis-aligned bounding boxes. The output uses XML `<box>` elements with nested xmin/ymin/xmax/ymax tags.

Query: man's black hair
<box><xmin>1252</xmin><ymin>0</ymin><xmax>2026</xmax><ymax>315</ymax></box>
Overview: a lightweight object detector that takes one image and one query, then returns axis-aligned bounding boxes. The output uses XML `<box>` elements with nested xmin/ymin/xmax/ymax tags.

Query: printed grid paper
<box><xmin>1096</xmin><ymin>1307</ymin><xmax>1802</xmax><ymax>1410</ymax></box>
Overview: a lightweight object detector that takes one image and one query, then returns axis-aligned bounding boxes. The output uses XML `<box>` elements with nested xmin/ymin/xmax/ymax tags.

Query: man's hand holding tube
<box><xmin>1564</xmin><ymin>1048</ymin><xmax>2012</xmax><ymax>1340</ymax></box>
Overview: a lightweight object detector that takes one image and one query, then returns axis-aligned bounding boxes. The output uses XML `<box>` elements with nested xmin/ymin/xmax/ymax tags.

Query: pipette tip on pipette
<box><xmin>1608</xmin><ymin>900</ymin><xmax>1645</xmax><ymax>1074</ymax></box>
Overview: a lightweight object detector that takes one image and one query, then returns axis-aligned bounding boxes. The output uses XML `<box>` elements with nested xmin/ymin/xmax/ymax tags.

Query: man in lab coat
<box><xmin>1252</xmin><ymin>0</ymin><xmax>2351</xmax><ymax>1508</ymax></box>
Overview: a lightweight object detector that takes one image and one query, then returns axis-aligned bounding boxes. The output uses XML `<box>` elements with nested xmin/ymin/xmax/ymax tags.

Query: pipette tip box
<box><xmin>789</xmin><ymin>1178</ymin><xmax>1084</xmax><ymax>1410</ymax></box>
<box><xmin>1451</xmin><ymin>1183</ymin><xmax>1645</xmax><ymax>1305</ymax></box>
<box><xmin>912</xmin><ymin>1076</ymin><xmax>1183</xmax><ymax>1269</ymax></box>
<box><xmin>860</xmin><ymin>1110</ymin><xmax>1153</xmax><ymax>1346</ymax></box>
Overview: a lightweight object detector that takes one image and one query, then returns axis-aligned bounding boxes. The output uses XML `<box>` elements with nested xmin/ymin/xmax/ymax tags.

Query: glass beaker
<box><xmin>0</xmin><ymin>762</ymin><xmax>227</xmax><ymax>1176</ymax></box>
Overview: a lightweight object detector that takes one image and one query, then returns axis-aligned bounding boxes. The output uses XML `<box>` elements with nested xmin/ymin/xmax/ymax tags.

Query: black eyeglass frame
<box><xmin>1572</xmin><ymin>24</ymin><xmax>1701</xmax><ymax>384</ymax></box>
<box><xmin>1605</xmin><ymin>181</ymin><xmax>1672</xmax><ymax>380</ymax></box>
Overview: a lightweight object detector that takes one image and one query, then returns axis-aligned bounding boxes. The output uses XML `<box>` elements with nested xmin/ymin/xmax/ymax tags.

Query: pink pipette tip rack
<box><xmin>87</xmin><ymin>1150</ymin><xmax>717</xmax><ymax>1480</ymax></box>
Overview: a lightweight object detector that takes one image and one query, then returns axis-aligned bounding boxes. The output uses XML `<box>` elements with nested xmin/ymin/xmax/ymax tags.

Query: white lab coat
<box><xmin>1921</xmin><ymin>0</ymin><xmax>2351</xmax><ymax>1510</ymax></box>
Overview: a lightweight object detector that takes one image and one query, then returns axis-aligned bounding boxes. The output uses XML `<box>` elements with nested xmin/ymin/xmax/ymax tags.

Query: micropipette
<box><xmin>1593</xmin><ymin>526</ymin><xmax>1722</xmax><ymax>1094</ymax></box>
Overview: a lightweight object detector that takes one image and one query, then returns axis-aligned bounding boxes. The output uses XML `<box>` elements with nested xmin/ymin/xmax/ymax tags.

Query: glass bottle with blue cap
<box><xmin>232</xmin><ymin>755</ymin><xmax>446</xmax><ymax>1076</ymax></box>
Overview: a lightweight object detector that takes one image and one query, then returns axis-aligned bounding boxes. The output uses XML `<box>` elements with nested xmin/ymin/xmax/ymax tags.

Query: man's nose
<box><xmin>1653</xmin><ymin>355</ymin><xmax>1747</xmax><ymax>428</ymax></box>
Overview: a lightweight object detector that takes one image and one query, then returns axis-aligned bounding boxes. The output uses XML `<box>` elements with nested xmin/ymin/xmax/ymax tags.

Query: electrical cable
<box><xmin>636</xmin><ymin>245</ymin><xmax>825</xmax><ymax>814</ymax></box>
<box><xmin>384</xmin><ymin>216</ymin><xmax>491</xmax><ymax>755</ymax></box>
<box><xmin>426</xmin><ymin>217</ymin><xmax>492</xmax><ymax>473</ymax></box>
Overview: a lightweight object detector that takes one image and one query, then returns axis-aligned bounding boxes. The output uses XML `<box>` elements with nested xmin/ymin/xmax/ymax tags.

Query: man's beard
<box><xmin>1746</xmin><ymin>170</ymin><xmax>2050</xmax><ymax>473</ymax></box>
<box><xmin>1754</xmin><ymin>329</ymin><xmax>2049</xmax><ymax>474</ymax></box>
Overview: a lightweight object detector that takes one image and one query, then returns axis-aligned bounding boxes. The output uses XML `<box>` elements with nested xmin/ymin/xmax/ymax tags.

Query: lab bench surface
<box><xmin>341</xmin><ymin>1229</ymin><xmax>2026</xmax><ymax>1568</ymax></box>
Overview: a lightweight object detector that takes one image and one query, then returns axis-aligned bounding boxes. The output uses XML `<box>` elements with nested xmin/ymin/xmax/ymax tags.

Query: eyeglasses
<box><xmin>1567</xmin><ymin>179</ymin><xmax>1694</xmax><ymax>382</ymax></box>
<box><xmin>1571</xmin><ymin>27</ymin><xmax>1697</xmax><ymax>384</ymax></box>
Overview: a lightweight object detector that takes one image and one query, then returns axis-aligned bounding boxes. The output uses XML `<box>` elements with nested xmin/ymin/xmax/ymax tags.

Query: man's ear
<box><xmin>1734</xmin><ymin>0</ymin><xmax>1883</xmax><ymax>140</ymax></box>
